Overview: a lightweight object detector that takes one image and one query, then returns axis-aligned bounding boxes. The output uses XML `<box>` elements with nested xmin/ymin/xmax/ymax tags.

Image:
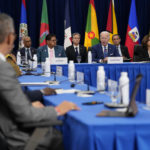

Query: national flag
<box><xmin>106</xmin><ymin>0</ymin><xmax>118</xmax><ymax>44</ymax></box>
<box><xmin>84</xmin><ymin>0</ymin><xmax>99</xmax><ymax>50</ymax></box>
<box><xmin>64</xmin><ymin>0</ymin><xmax>72</xmax><ymax>49</ymax></box>
<box><xmin>39</xmin><ymin>0</ymin><xmax>49</xmax><ymax>46</ymax></box>
<box><xmin>19</xmin><ymin>0</ymin><xmax>28</xmax><ymax>49</ymax></box>
<box><xmin>125</xmin><ymin>0</ymin><xmax>140</xmax><ymax>59</ymax></box>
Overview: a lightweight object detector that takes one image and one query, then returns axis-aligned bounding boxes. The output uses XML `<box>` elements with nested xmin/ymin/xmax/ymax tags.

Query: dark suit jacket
<box><xmin>92</xmin><ymin>43</ymin><xmax>120</xmax><ymax>62</ymax></box>
<box><xmin>0</xmin><ymin>60</ymin><xmax>57</xmax><ymax>149</ymax></box>
<box><xmin>65</xmin><ymin>45</ymin><xmax>87</xmax><ymax>63</ymax></box>
<box><xmin>134</xmin><ymin>45</ymin><xmax>150</xmax><ymax>62</ymax></box>
<box><xmin>19</xmin><ymin>47</ymin><xmax>37</xmax><ymax>59</ymax></box>
<box><xmin>120</xmin><ymin>45</ymin><xmax>130</xmax><ymax>59</ymax></box>
<box><xmin>37</xmin><ymin>45</ymin><xmax>66</xmax><ymax>63</ymax></box>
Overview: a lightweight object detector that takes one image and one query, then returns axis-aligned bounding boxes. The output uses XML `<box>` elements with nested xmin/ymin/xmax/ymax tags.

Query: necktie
<box><xmin>75</xmin><ymin>47</ymin><xmax>79</xmax><ymax>57</ymax></box>
<box><xmin>104</xmin><ymin>46</ymin><xmax>108</xmax><ymax>58</ymax></box>
<box><xmin>27</xmin><ymin>48</ymin><xmax>32</xmax><ymax>60</ymax></box>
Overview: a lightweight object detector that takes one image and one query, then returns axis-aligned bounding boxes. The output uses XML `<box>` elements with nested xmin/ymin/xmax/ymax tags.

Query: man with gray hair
<box><xmin>0</xmin><ymin>13</ymin><xmax>79</xmax><ymax>150</ymax></box>
<box><xmin>92</xmin><ymin>31</ymin><xmax>120</xmax><ymax>63</ymax></box>
<box><xmin>66</xmin><ymin>32</ymin><xmax>87</xmax><ymax>63</ymax></box>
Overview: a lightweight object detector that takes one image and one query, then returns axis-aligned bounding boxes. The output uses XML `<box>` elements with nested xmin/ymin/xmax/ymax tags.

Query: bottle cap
<box><xmin>98</xmin><ymin>66</ymin><xmax>104</xmax><ymax>70</ymax></box>
<box><xmin>121</xmin><ymin>72</ymin><xmax>128</xmax><ymax>76</ymax></box>
<box><xmin>69</xmin><ymin>60</ymin><xmax>74</xmax><ymax>63</ymax></box>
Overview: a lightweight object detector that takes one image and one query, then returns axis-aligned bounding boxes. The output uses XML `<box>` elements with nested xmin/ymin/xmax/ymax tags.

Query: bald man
<box><xmin>18</xmin><ymin>36</ymin><xmax>36</xmax><ymax>63</ymax></box>
<box><xmin>92</xmin><ymin>31</ymin><xmax>120</xmax><ymax>63</ymax></box>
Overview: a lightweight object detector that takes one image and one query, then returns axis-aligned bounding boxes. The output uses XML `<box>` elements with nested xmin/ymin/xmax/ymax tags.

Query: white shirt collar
<box><xmin>0</xmin><ymin>52</ymin><xmax>6</xmax><ymax>62</ymax></box>
<box><xmin>102</xmin><ymin>45</ymin><xmax>108</xmax><ymax>52</ymax></box>
<box><xmin>73</xmin><ymin>45</ymin><xmax>79</xmax><ymax>49</ymax></box>
<box><xmin>48</xmin><ymin>45</ymin><xmax>54</xmax><ymax>51</ymax></box>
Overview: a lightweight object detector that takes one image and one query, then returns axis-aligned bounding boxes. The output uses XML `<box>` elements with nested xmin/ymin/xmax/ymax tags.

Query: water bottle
<box><xmin>97</xmin><ymin>66</ymin><xmax>105</xmax><ymax>91</ymax></box>
<box><xmin>17</xmin><ymin>51</ymin><xmax>21</xmax><ymax>65</ymax></box>
<box><xmin>119</xmin><ymin>72</ymin><xmax>129</xmax><ymax>105</ymax></box>
<box><xmin>68</xmin><ymin>60</ymin><xmax>75</xmax><ymax>82</ymax></box>
<box><xmin>44</xmin><ymin>58</ymin><xmax>51</xmax><ymax>76</ymax></box>
<box><xmin>88</xmin><ymin>51</ymin><xmax>92</xmax><ymax>64</ymax></box>
<box><xmin>33</xmin><ymin>54</ymin><xmax>38</xmax><ymax>69</ymax></box>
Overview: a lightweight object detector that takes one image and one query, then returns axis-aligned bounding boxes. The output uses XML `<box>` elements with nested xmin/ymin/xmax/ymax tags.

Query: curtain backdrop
<box><xmin>0</xmin><ymin>0</ymin><xmax>149</xmax><ymax>52</ymax></box>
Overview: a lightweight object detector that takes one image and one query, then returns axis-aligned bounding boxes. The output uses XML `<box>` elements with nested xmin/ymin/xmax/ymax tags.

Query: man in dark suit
<box><xmin>37</xmin><ymin>33</ymin><xmax>66</xmax><ymax>64</ymax></box>
<box><xmin>19</xmin><ymin>36</ymin><xmax>36</xmax><ymax>63</ymax></box>
<box><xmin>66</xmin><ymin>33</ymin><xmax>87</xmax><ymax>63</ymax></box>
<box><xmin>112</xmin><ymin>34</ymin><xmax>131</xmax><ymax>61</ymax></box>
<box><xmin>92</xmin><ymin>31</ymin><xmax>120</xmax><ymax>63</ymax></box>
<box><xmin>0</xmin><ymin>13</ymin><xmax>79</xmax><ymax>150</ymax></box>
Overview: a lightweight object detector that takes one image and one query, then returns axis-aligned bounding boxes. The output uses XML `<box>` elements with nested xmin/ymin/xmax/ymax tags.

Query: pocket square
<box><xmin>110</xmin><ymin>53</ymin><xmax>113</xmax><ymax>56</ymax></box>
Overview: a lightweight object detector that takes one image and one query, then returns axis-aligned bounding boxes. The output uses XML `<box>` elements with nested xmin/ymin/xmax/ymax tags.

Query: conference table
<box><xmin>18</xmin><ymin>73</ymin><xmax>150</xmax><ymax>150</ymax></box>
<box><xmin>51</xmin><ymin>62</ymin><xmax>150</xmax><ymax>103</ymax></box>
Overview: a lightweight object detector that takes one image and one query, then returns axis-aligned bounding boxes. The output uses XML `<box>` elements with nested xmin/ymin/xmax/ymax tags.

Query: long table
<box><xmin>51</xmin><ymin>63</ymin><xmax>150</xmax><ymax>103</ymax></box>
<box><xmin>18</xmin><ymin>74</ymin><xmax>150</xmax><ymax>150</ymax></box>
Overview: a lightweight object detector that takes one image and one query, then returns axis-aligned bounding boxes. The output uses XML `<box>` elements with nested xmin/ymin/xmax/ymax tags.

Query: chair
<box><xmin>133</xmin><ymin>44</ymin><xmax>142</xmax><ymax>61</ymax></box>
<box><xmin>0</xmin><ymin>119</ymin><xmax>62</xmax><ymax>150</ymax></box>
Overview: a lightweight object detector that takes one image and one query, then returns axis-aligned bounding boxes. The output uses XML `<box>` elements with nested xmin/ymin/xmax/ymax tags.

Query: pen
<box><xmin>82</xmin><ymin>101</ymin><xmax>103</xmax><ymax>105</ymax></box>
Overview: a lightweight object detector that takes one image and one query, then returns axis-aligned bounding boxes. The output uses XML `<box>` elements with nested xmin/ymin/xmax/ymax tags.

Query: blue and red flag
<box><xmin>125</xmin><ymin>0</ymin><xmax>140</xmax><ymax>59</ymax></box>
<box><xmin>64</xmin><ymin>0</ymin><xmax>72</xmax><ymax>49</ymax></box>
<box><xmin>19</xmin><ymin>0</ymin><xmax>28</xmax><ymax>49</ymax></box>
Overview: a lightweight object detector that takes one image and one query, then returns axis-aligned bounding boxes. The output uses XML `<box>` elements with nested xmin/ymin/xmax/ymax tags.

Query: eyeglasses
<box><xmin>50</xmin><ymin>39</ymin><xmax>57</xmax><ymax>42</ymax></box>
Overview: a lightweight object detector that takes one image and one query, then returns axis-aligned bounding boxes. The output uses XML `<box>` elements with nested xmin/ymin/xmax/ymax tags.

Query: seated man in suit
<box><xmin>19</xmin><ymin>36</ymin><xmax>36</xmax><ymax>63</ymax></box>
<box><xmin>66</xmin><ymin>33</ymin><xmax>87</xmax><ymax>63</ymax></box>
<box><xmin>0</xmin><ymin>13</ymin><xmax>79</xmax><ymax>150</ymax></box>
<box><xmin>112</xmin><ymin>34</ymin><xmax>131</xmax><ymax>61</ymax></box>
<box><xmin>92</xmin><ymin>31</ymin><xmax>120</xmax><ymax>63</ymax></box>
<box><xmin>37</xmin><ymin>33</ymin><xmax>66</xmax><ymax>64</ymax></box>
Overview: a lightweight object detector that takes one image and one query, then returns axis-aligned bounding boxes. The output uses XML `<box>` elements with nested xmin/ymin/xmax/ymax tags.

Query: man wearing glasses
<box><xmin>37</xmin><ymin>33</ymin><xmax>66</xmax><ymax>64</ymax></box>
<box><xmin>19</xmin><ymin>36</ymin><xmax>36</xmax><ymax>63</ymax></box>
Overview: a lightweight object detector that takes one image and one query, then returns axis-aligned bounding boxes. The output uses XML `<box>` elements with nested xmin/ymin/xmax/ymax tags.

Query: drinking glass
<box><xmin>107</xmin><ymin>80</ymin><xmax>120</xmax><ymax>104</ymax></box>
<box><xmin>77</xmin><ymin>55</ymin><xmax>81</xmax><ymax>63</ymax></box>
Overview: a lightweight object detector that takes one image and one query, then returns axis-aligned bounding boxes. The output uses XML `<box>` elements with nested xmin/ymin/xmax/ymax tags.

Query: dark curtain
<box><xmin>0</xmin><ymin>0</ymin><xmax>149</xmax><ymax>52</ymax></box>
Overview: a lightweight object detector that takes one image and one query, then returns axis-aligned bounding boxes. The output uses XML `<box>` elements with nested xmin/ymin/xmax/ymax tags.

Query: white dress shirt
<box><xmin>0</xmin><ymin>52</ymin><xmax>6</xmax><ymax>62</ymax></box>
<box><xmin>102</xmin><ymin>45</ymin><xmax>108</xmax><ymax>53</ymax></box>
<box><xmin>116</xmin><ymin>45</ymin><xmax>122</xmax><ymax>56</ymax></box>
<box><xmin>73</xmin><ymin>45</ymin><xmax>80</xmax><ymax>54</ymax></box>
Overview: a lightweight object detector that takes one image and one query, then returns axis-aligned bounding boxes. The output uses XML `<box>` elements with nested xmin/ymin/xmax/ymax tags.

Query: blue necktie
<box><xmin>104</xmin><ymin>46</ymin><xmax>108</xmax><ymax>58</ymax></box>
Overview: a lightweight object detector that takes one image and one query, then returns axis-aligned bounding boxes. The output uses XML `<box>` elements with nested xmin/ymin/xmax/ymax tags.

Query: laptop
<box><xmin>96</xmin><ymin>74</ymin><xmax>142</xmax><ymax>117</ymax></box>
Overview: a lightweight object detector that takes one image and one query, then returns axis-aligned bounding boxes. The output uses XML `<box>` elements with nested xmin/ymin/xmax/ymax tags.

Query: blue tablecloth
<box><xmin>18</xmin><ymin>74</ymin><xmax>150</xmax><ymax>150</ymax></box>
<box><xmin>51</xmin><ymin>63</ymin><xmax>150</xmax><ymax>103</ymax></box>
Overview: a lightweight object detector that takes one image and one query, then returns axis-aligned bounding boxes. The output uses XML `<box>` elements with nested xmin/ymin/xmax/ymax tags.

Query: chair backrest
<box><xmin>0</xmin><ymin>133</ymin><xmax>8</xmax><ymax>150</ymax></box>
<box><xmin>133</xmin><ymin>44</ymin><xmax>142</xmax><ymax>61</ymax></box>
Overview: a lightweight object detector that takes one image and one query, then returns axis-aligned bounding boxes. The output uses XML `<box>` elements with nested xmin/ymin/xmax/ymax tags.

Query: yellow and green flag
<box><xmin>84</xmin><ymin>0</ymin><xmax>99</xmax><ymax>50</ymax></box>
<box><xmin>106</xmin><ymin>0</ymin><xmax>118</xmax><ymax>44</ymax></box>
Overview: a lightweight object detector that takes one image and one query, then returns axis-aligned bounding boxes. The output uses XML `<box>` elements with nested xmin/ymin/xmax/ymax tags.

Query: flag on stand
<box><xmin>64</xmin><ymin>0</ymin><xmax>72</xmax><ymax>49</ymax></box>
<box><xmin>39</xmin><ymin>0</ymin><xmax>49</xmax><ymax>47</ymax></box>
<box><xmin>125</xmin><ymin>0</ymin><xmax>140</xmax><ymax>59</ymax></box>
<box><xmin>19</xmin><ymin>0</ymin><xmax>28</xmax><ymax>49</ymax></box>
<box><xmin>106</xmin><ymin>0</ymin><xmax>118</xmax><ymax>44</ymax></box>
<box><xmin>84</xmin><ymin>0</ymin><xmax>99</xmax><ymax>50</ymax></box>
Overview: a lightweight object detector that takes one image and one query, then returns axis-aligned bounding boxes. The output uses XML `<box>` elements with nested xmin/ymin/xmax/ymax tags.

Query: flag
<box><xmin>106</xmin><ymin>0</ymin><xmax>118</xmax><ymax>44</ymax></box>
<box><xmin>19</xmin><ymin>0</ymin><xmax>28</xmax><ymax>49</ymax></box>
<box><xmin>84</xmin><ymin>0</ymin><xmax>99</xmax><ymax>49</ymax></box>
<box><xmin>39</xmin><ymin>0</ymin><xmax>49</xmax><ymax>46</ymax></box>
<box><xmin>125</xmin><ymin>0</ymin><xmax>140</xmax><ymax>59</ymax></box>
<box><xmin>64</xmin><ymin>0</ymin><xmax>72</xmax><ymax>49</ymax></box>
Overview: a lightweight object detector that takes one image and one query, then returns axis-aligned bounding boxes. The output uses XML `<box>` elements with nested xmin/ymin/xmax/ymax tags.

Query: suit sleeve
<box><xmin>114</xmin><ymin>46</ymin><xmax>120</xmax><ymax>56</ymax></box>
<box><xmin>37</xmin><ymin>47</ymin><xmax>41</xmax><ymax>63</ymax></box>
<box><xmin>82</xmin><ymin>46</ymin><xmax>87</xmax><ymax>62</ymax></box>
<box><xmin>61</xmin><ymin>47</ymin><xmax>66</xmax><ymax>57</ymax></box>
<box><xmin>92</xmin><ymin>46</ymin><xmax>99</xmax><ymax>62</ymax></box>
<box><xmin>0</xmin><ymin>62</ymin><xmax>57</xmax><ymax>124</ymax></box>
<box><xmin>124</xmin><ymin>46</ymin><xmax>130</xmax><ymax>59</ymax></box>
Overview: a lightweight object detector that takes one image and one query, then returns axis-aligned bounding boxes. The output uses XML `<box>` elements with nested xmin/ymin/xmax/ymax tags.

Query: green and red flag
<box><xmin>84</xmin><ymin>0</ymin><xmax>99</xmax><ymax>50</ymax></box>
<box><xmin>39</xmin><ymin>0</ymin><xmax>49</xmax><ymax>46</ymax></box>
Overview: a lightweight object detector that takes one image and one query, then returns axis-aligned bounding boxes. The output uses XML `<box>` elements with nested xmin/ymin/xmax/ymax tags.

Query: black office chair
<box><xmin>133</xmin><ymin>44</ymin><xmax>142</xmax><ymax>61</ymax></box>
<box><xmin>0</xmin><ymin>119</ymin><xmax>62</xmax><ymax>150</ymax></box>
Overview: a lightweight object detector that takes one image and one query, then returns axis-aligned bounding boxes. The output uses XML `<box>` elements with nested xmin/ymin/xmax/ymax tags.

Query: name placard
<box><xmin>51</xmin><ymin>58</ymin><xmax>68</xmax><ymax>64</ymax></box>
<box><xmin>107</xmin><ymin>57</ymin><xmax>123</xmax><ymax>64</ymax></box>
<box><xmin>56</xmin><ymin>66</ymin><xmax>63</xmax><ymax>76</ymax></box>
